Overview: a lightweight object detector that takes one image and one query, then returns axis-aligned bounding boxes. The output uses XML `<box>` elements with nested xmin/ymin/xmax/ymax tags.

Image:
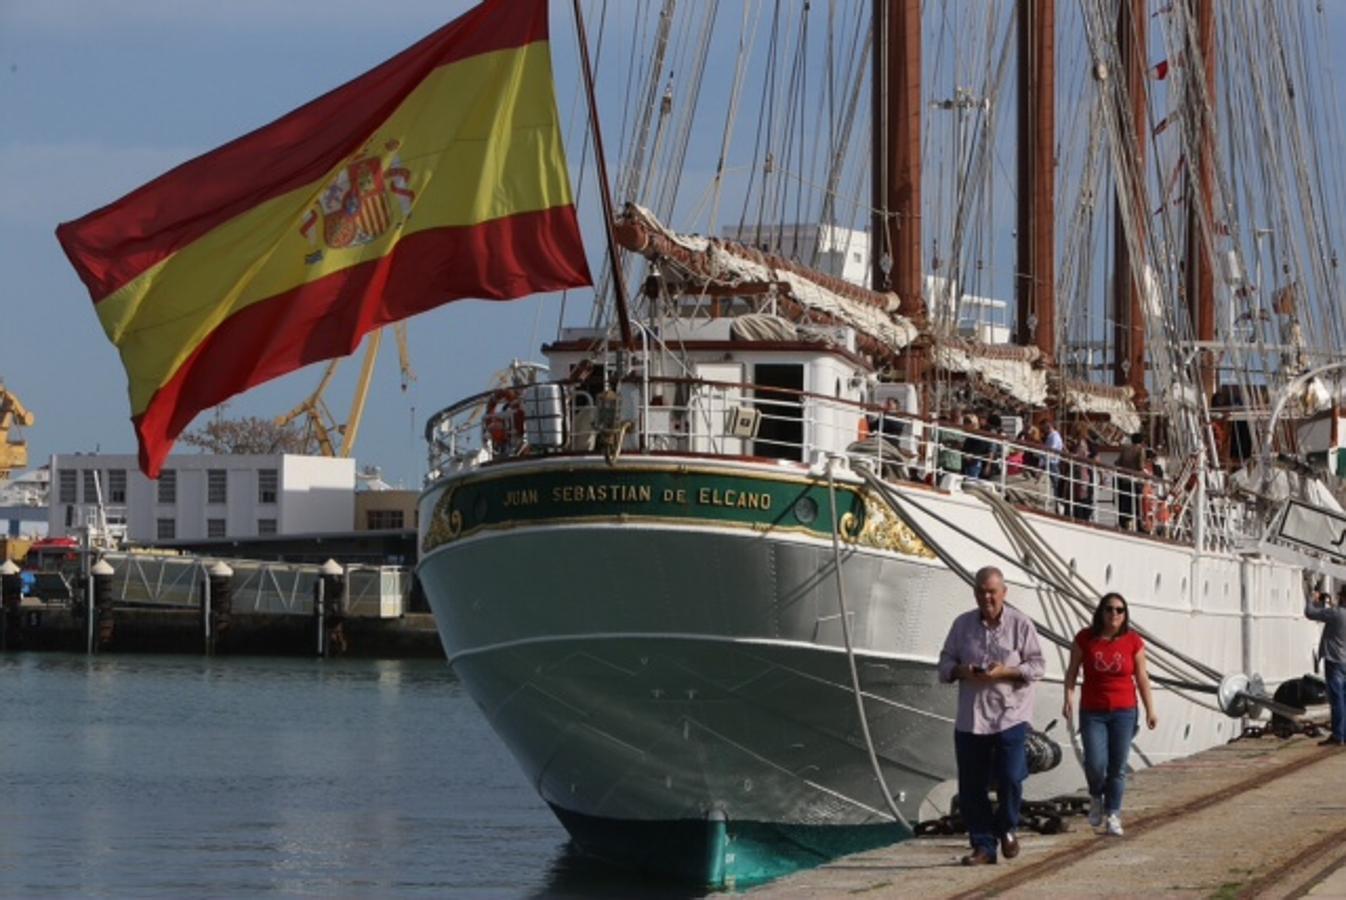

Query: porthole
<box><xmin>1184</xmin><ymin>723</ymin><xmax>1191</xmax><ymax>740</ymax></box>
<box><xmin>1105</xmin><ymin>564</ymin><xmax>1113</xmax><ymax>584</ymax></box>
<box><xmin>793</xmin><ymin>496</ymin><xmax>819</xmax><ymax>525</ymax></box>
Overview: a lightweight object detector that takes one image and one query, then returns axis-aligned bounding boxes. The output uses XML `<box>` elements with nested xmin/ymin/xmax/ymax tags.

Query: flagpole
<box><xmin>571</xmin><ymin>0</ymin><xmax>635</xmax><ymax>350</ymax></box>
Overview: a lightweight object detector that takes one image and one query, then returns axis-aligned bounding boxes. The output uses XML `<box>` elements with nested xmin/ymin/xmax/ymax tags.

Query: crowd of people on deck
<box><xmin>860</xmin><ymin>399</ymin><xmax>1170</xmax><ymax>534</ymax></box>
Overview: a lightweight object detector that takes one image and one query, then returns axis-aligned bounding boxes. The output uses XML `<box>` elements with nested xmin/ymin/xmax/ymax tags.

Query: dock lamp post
<box><xmin>203</xmin><ymin>562</ymin><xmax>233</xmax><ymax>656</ymax></box>
<box><xmin>1</xmin><ymin>559</ymin><xmax>20</xmax><ymax>651</ymax></box>
<box><xmin>89</xmin><ymin>558</ymin><xmax>114</xmax><ymax>654</ymax></box>
<box><xmin>315</xmin><ymin>559</ymin><xmax>344</xmax><ymax>658</ymax></box>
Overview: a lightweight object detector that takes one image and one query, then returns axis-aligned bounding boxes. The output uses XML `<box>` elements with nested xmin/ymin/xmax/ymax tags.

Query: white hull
<box><xmin>417</xmin><ymin>455</ymin><xmax>1319</xmax><ymax>835</ymax></box>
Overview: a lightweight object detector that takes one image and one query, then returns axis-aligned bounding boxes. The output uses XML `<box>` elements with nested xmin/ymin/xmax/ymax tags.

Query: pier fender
<box><xmin>1025</xmin><ymin>720</ymin><xmax>1064</xmax><ymax>774</ymax></box>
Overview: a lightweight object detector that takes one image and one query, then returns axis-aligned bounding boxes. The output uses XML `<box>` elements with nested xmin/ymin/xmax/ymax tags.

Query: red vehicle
<box><xmin>24</xmin><ymin>536</ymin><xmax>80</xmax><ymax>575</ymax></box>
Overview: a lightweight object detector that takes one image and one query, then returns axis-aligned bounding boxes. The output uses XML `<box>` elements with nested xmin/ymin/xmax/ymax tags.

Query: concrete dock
<box><xmin>753</xmin><ymin>734</ymin><xmax>1346</xmax><ymax>898</ymax></box>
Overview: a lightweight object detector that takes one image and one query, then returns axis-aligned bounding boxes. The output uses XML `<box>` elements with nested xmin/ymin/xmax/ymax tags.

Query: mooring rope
<box><xmin>825</xmin><ymin>458</ymin><xmax>913</xmax><ymax>831</ymax></box>
<box><xmin>854</xmin><ymin>469</ymin><xmax>1238</xmax><ymax>713</ymax></box>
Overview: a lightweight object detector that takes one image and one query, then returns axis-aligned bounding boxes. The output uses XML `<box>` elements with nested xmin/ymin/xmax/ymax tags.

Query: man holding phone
<box><xmin>937</xmin><ymin>566</ymin><xmax>1045</xmax><ymax>865</ymax></box>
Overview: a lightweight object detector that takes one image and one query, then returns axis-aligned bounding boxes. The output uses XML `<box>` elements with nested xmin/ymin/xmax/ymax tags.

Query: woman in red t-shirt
<box><xmin>1062</xmin><ymin>592</ymin><xmax>1157</xmax><ymax>837</ymax></box>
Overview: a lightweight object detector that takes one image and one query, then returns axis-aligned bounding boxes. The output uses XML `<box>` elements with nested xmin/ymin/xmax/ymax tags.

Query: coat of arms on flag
<box><xmin>300</xmin><ymin>139</ymin><xmax>416</xmax><ymax>255</ymax></box>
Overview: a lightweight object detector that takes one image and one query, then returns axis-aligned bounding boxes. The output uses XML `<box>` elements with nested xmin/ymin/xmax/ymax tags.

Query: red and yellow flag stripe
<box><xmin>56</xmin><ymin>0</ymin><xmax>591</xmax><ymax>476</ymax></box>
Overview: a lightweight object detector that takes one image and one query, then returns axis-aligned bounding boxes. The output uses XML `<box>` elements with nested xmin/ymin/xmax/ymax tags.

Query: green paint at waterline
<box><xmin>423</xmin><ymin>467</ymin><xmax>866</xmax><ymax>551</ymax></box>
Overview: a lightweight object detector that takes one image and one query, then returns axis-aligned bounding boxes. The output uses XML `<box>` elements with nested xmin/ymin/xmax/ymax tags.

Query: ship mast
<box><xmin>1113</xmin><ymin>0</ymin><xmax>1147</xmax><ymax>403</ymax></box>
<box><xmin>872</xmin><ymin>0</ymin><xmax>924</xmax><ymax>387</ymax></box>
<box><xmin>1186</xmin><ymin>0</ymin><xmax>1217</xmax><ymax>398</ymax></box>
<box><xmin>1016</xmin><ymin>0</ymin><xmax>1056</xmax><ymax>362</ymax></box>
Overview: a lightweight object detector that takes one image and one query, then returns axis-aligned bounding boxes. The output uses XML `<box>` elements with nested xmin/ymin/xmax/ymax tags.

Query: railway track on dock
<box><xmin>950</xmin><ymin>742</ymin><xmax>1345</xmax><ymax>900</ymax></box>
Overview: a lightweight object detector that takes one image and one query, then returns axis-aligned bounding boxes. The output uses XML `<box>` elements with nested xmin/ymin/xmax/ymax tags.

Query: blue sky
<box><xmin>1</xmin><ymin>0</ymin><xmax>605</xmax><ymax>489</ymax></box>
<box><xmin>6</xmin><ymin>1</ymin><xmax>1346</xmax><ymax>490</ymax></box>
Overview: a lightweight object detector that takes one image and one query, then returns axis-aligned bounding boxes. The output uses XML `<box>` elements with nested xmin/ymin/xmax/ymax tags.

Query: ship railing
<box><xmin>884</xmin><ymin>420</ymin><xmax>1194</xmax><ymax>543</ymax></box>
<box><xmin>423</xmin><ymin>377</ymin><xmax>1197</xmax><ymax>541</ymax></box>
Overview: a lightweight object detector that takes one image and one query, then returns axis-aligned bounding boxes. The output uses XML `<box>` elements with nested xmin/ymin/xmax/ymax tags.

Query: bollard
<box><xmin>205</xmin><ymin>562</ymin><xmax>233</xmax><ymax>656</ymax></box>
<box><xmin>1</xmin><ymin>559</ymin><xmax>21</xmax><ymax>652</ymax></box>
<box><xmin>91</xmin><ymin>559</ymin><xmax>115</xmax><ymax>653</ymax></box>
<box><xmin>315</xmin><ymin>559</ymin><xmax>345</xmax><ymax>658</ymax></box>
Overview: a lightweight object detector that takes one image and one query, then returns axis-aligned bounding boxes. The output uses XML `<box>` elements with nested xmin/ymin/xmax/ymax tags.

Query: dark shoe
<box><xmin>1319</xmin><ymin>737</ymin><xmax>1345</xmax><ymax>746</ymax></box>
<box><xmin>961</xmin><ymin>848</ymin><xmax>997</xmax><ymax>866</ymax></box>
<box><xmin>1000</xmin><ymin>832</ymin><xmax>1020</xmax><ymax>859</ymax></box>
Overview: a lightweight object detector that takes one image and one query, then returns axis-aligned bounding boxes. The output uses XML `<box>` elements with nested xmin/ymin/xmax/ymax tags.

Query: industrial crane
<box><xmin>274</xmin><ymin>321</ymin><xmax>415</xmax><ymax>458</ymax></box>
<box><xmin>0</xmin><ymin>382</ymin><xmax>34</xmax><ymax>480</ymax></box>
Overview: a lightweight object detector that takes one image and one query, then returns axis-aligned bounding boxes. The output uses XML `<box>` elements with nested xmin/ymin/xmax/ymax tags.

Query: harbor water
<box><xmin>0</xmin><ymin>653</ymin><xmax>702</xmax><ymax>898</ymax></box>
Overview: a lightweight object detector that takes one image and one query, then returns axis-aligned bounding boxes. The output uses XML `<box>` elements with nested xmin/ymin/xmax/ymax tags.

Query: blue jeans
<box><xmin>955</xmin><ymin>723</ymin><xmax>1028</xmax><ymax>858</ymax></box>
<box><xmin>1327</xmin><ymin>660</ymin><xmax>1346</xmax><ymax>742</ymax></box>
<box><xmin>1079</xmin><ymin>707</ymin><xmax>1138</xmax><ymax>815</ymax></box>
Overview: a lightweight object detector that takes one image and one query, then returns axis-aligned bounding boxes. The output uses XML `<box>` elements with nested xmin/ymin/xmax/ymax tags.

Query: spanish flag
<box><xmin>56</xmin><ymin>0</ymin><xmax>591</xmax><ymax>477</ymax></box>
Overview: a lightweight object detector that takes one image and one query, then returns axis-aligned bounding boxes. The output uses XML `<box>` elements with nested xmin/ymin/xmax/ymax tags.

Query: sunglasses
<box><xmin>1103</xmin><ymin>606</ymin><xmax>1126</xmax><ymax>614</ymax></box>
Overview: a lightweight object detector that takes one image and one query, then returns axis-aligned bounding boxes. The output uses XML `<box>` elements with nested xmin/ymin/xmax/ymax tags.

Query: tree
<box><xmin>180</xmin><ymin>416</ymin><xmax>310</xmax><ymax>455</ymax></box>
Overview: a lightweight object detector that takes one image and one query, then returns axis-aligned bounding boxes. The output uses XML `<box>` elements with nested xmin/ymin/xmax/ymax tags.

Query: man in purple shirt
<box><xmin>938</xmin><ymin>565</ymin><xmax>1046</xmax><ymax>865</ymax></box>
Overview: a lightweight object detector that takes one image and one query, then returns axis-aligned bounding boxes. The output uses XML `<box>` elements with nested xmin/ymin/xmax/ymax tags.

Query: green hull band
<box><xmin>424</xmin><ymin>464</ymin><xmax>866</xmax><ymax>552</ymax></box>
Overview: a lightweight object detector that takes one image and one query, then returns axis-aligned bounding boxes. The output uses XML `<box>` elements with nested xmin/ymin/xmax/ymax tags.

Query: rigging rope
<box><xmin>853</xmin><ymin>468</ymin><xmax>1231</xmax><ymax>703</ymax></box>
<box><xmin>825</xmin><ymin>460</ymin><xmax>913</xmax><ymax>831</ymax></box>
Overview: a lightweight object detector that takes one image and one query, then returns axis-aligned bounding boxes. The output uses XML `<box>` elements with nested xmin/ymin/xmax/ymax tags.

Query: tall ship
<box><xmin>417</xmin><ymin>0</ymin><xmax>1346</xmax><ymax>887</ymax></box>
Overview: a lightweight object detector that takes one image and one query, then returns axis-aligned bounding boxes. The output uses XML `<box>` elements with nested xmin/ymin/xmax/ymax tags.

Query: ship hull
<box><xmin>417</xmin><ymin>455</ymin><xmax>1318</xmax><ymax>886</ymax></box>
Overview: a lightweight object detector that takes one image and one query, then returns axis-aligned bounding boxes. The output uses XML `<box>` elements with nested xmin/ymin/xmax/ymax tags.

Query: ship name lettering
<box><xmin>503</xmin><ymin>488</ymin><xmax>539</xmax><ymax>507</ymax></box>
<box><xmin>552</xmin><ymin>484</ymin><xmax>654</xmax><ymax>503</ymax></box>
<box><xmin>697</xmin><ymin>487</ymin><xmax>771</xmax><ymax>510</ymax></box>
<box><xmin>661</xmin><ymin>488</ymin><xmax>688</xmax><ymax>503</ymax></box>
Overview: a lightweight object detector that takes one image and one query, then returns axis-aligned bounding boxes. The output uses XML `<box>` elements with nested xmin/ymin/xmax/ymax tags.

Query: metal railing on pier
<box><xmin>27</xmin><ymin>552</ymin><xmax>410</xmax><ymax>618</ymax></box>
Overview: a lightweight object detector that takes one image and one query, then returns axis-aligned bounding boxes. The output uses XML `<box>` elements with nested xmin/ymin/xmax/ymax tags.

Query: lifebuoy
<box><xmin>483</xmin><ymin>389</ymin><xmax>525</xmax><ymax>451</ymax></box>
<box><xmin>1153</xmin><ymin>492</ymin><xmax>1173</xmax><ymax>536</ymax></box>
<box><xmin>1141</xmin><ymin>481</ymin><xmax>1157</xmax><ymax>534</ymax></box>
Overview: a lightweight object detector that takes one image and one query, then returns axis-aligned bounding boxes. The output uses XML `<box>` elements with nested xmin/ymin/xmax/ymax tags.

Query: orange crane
<box><xmin>274</xmin><ymin>322</ymin><xmax>415</xmax><ymax>458</ymax></box>
<box><xmin>0</xmin><ymin>382</ymin><xmax>34</xmax><ymax>480</ymax></box>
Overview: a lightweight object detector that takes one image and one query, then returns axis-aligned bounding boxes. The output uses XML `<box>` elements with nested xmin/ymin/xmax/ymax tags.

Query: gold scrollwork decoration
<box><xmin>852</xmin><ymin>491</ymin><xmax>937</xmax><ymax>558</ymax></box>
<box><xmin>838</xmin><ymin>511</ymin><xmax>861</xmax><ymax>542</ymax></box>
<box><xmin>422</xmin><ymin>485</ymin><xmax>462</xmax><ymax>552</ymax></box>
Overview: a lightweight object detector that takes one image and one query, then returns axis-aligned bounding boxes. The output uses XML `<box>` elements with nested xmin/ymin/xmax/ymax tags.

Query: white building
<box><xmin>722</xmin><ymin>223</ymin><xmax>872</xmax><ymax>286</ymax></box>
<box><xmin>48</xmin><ymin>453</ymin><xmax>356</xmax><ymax>544</ymax></box>
<box><xmin>0</xmin><ymin>466</ymin><xmax>49</xmax><ymax>538</ymax></box>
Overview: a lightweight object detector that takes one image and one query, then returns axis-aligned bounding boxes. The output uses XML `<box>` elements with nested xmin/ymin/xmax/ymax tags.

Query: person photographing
<box><xmin>1306</xmin><ymin>585</ymin><xmax>1346</xmax><ymax>746</ymax></box>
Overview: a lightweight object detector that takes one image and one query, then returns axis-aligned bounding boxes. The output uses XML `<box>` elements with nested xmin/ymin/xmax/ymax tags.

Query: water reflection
<box><xmin>0</xmin><ymin>652</ymin><xmax>734</xmax><ymax>896</ymax></box>
<box><xmin>0</xmin><ymin>653</ymin><xmax>567</xmax><ymax>896</ymax></box>
<box><xmin>534</xmin><ymin>842</ymin><xmax>712</xmax><ymax>899</ymax></box>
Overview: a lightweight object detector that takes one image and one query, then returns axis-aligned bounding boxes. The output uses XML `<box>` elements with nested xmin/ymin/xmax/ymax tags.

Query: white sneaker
<box><xmin>1087</xmin><ymin>796</ymin><xmax>1103</xmax><ymax>828</ymax></box>
<box><xmin>1105</xmin><ymin>814</ymin><xmax>1124</xmax><ymax>837</ymax></box>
